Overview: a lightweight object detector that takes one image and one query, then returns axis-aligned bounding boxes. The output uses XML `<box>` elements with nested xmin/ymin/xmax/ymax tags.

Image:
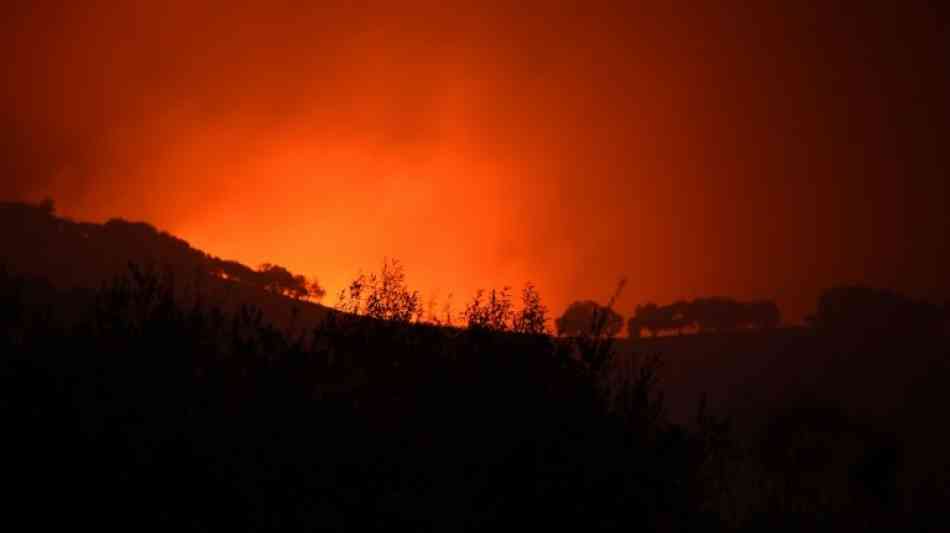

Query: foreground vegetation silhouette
<box><xmin>3</xmin><ymin>265</ymin><xmax>946</xmax><ymax>531</ymax></box>
<box><xmin>2</xmin><ymin>201</ymin><xmax>948</xmax><ymax>530</ymax></box>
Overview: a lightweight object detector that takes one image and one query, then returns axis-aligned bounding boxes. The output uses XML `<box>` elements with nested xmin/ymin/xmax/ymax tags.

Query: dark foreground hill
<box><xmin>5</xmin><ymin>264</ymin><xmax>945</xmax><ymax>530</ymax></box>
<box><xmin>2</xmin><ymin>200</ymin><xmax>948</xmax><ymax>530</ymax></box>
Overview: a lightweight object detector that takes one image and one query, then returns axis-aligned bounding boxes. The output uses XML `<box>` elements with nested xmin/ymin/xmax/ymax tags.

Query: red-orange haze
<box><xmin>3</xmin><ymin>2</ymin><xmax>949</xmax><ymax>323</ymax></box>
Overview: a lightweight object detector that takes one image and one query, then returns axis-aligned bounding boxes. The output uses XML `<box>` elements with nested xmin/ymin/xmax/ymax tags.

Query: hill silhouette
<box><xmin>2</xmin><ymin>199</ymin><xmax>948</xmax><ymax>530</ymax></box>
<box><xmin>0</xmin><ymin>200</ymin><xmax>330</xmax><ymax>329</ymax></box>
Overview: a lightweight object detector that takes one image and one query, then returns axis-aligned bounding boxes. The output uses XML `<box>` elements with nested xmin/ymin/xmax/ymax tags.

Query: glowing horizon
<box><xmin>3</xmin><ymin>3</ymin><xmax>948</xmax><ymax>324</ymax></box>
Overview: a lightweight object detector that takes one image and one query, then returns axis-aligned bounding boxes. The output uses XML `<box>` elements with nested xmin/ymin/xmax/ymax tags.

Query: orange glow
<box><xmin>2</xmin><ymin>3</ymin><xmax>948</xmax><ymax>323</ymax></box>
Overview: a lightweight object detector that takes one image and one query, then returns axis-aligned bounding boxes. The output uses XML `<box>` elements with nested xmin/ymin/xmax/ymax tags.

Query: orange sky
<box><xmin>3</xmin><ymin>2</ymin><xmax>948</xmax><ymax>323</ymax></box>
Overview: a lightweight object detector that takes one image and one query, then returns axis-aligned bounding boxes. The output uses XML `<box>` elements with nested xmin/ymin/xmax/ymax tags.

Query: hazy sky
<box><xmin>3</xmin><ymin>2</ymin><xmax>948</xmax><ymax>322</ymax></box>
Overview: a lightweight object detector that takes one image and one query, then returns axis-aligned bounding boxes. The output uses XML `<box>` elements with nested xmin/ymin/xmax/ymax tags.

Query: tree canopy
<box><xmin>628</xmin><ymin>297</ymin><xmax>780</xmax><ymax>337</ymax></box>
<box><xmin>556</xmin><ymin>300</ymin><xmax>624</xmax><ymax>338</ymax></box>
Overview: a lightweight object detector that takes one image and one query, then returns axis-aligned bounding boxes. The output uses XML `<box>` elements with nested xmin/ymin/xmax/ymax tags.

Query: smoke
<box><xmin>2</xmin><ymin>2</ymin><xmax>947</xmax><ymax>321</ymax></box>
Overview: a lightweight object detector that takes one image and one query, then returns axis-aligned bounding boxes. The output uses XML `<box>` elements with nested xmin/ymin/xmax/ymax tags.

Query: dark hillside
<box><xmin>0</xmin><ymin>201</ymin><xmax>330</xmax><ymax>329</ymax></box>
<box><xmin>615</xmin><ymin>324</ymin><xmax>950</xmax><ymax>509</ymax></box>
<box><xmin>615</xmin><ymin>328</ymin><xmax>818</xmax><ymax>426</ymax></box>
<box><xmin>2</xmin><ymin>202</ymin><xmax>948</xmax><ymax>529</ymax></box>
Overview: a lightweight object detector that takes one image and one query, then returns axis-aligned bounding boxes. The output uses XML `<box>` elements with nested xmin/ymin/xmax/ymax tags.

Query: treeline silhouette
<box><xmin>806</xmin><ymin>285</ymin><xmax>946</xmax><ymax>336</ymax></box>
<box><xmin>556</xmin><ymin>289</ymin><xmax>945</xmax><ymax>339</ymax></box>
<box><xmin>0</xmin><ymin>199</ymin><xmax>325</xmax><ymax>304</ymax></box>
<box><xmin>2</xmin><ymin>200</ymin><xmax>948</xmax><ymax>530</ymax></box>
<box><xmin>556</xmin><ymin>297</ymin><xmax>781</xmax><ymax>340</ymax></box>
<box><xmin>3</xmin><ymin>259</ymin><xmax>946</xmax><ymax>531</ymax></box>
<box><xmin>1</xmin><ymin>263</ymin><xmax>697</xmax><ymax>530</ymax></box>
<box><xmin>627</xmin><ymin>298</ymin><xmax>781</xmax><ymax>337</ymax></box>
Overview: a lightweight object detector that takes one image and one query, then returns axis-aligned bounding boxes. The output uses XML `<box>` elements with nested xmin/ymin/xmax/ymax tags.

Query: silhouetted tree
<box><xmin>370</xmin><ymin>258</ymin><xmax>420</xmax><ymax>322</ymax></box>
<box><xmin>337</xmin><ymin>258</ymin><xmax>420</xmax><ymax>323</ymax></box>
<box><xmin>212</xmin><ymin>258</ymin><xmax>258</xmax><ymax>282</ymax></box>
<box><xmin>306</xmin><ymin>279</ymin><xmax>327</xmax><ymax>301</ymax></box>
<box><xmin>464</xmin><ymin>287</ymin><xmax>514</xmax><ymax>331</ymax></box>
<box><xmin>630</xmin><ymin>301</ymin><xmax>691</xmax><ymax>336</ymax></box>
<box><xmin>556</xmin><ymin>300</ymin><xmax>623</xmax><ymax>338</ymax></box>
<box><xmin>336</xmin><ymin>271</ymin><xmax>367</xmax><ymax>314</ymax></box>
<box><xmin>629</xmin><ymin>302</ymin><xmax>659</xmax><ymax>337</ymax></box>
<box><xmin>668</xmin><ymin>300</ymin><xmax>693</xmax><ymax>333</ymax></box>
<box><xmin>257</xmin><ymin>263</ymin><xmax>311</xmax><ymax>300</ymax></box>
<box><xmin>691</xmin><ymin>297</ymin><xmax>745</xmax><ymax>332</ymax></box>
<box><xmin>512</xmin><ymin>282</ymin><xmax>548</xmax><ymax>335</ymax></box>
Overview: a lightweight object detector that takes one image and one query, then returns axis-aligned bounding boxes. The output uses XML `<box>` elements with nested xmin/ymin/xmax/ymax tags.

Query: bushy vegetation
<box><xmin>1</xmin><ymin>202</ymin><xmax>946</xmax><ymax>530</ymax></box>
<box><xmin>3</xmin><ymin>259</ymin><xmax>940</xmax><ymax>531</ymax></box>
